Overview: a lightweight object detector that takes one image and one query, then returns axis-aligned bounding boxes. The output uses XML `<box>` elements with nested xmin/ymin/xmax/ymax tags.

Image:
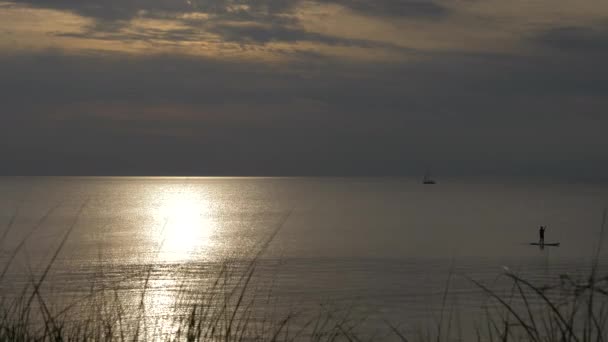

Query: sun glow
<box><xmin>153</xmin><ymin>186</ymin><xmax>216</xmax><ymax>263</ymax></box>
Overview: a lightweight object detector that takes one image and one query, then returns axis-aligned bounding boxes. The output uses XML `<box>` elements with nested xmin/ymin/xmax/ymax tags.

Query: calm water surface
<box><xmin>0</xmin><ymin>177</ymin><xmax>607</xmax><ymax>340</ymax></box>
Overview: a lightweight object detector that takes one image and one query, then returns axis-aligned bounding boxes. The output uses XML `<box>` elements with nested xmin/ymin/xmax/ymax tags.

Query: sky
<box><xmin>0</xmin><ymin>0</ymin><xmax>607</xmax><ymax>179</ymax></box>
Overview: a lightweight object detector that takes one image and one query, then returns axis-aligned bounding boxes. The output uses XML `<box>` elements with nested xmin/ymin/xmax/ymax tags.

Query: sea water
<box><xmin>0</xmin><ymin>177</ymin><xmax>606</xmax><ymax>340</ymax></box>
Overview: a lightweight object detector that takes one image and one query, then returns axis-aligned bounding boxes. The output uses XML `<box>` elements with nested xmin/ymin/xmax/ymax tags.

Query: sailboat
<box><xmin>422</xmin><ymin>169</ymin><xmax>436</xmax><ymax>184</ymax></box>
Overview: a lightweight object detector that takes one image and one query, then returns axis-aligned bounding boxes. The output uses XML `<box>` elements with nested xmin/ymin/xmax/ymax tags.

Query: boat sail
<box><xmin>422</xmin><ymin>169</ymin><xmax>436</xmax><ymax>184</ymax></box>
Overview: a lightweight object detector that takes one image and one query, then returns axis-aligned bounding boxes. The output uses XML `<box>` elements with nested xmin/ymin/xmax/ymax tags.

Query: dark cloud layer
<box><xmin>1</xmin><ymin>45</ymin><xmax>607</xmax><ymax>180</ymax></box>
<box><xmin>13</xmin><ymin>0</ymin><xmax>450</xmax><ymax>48</ymax></box>
<box><xmin>535</xmin><ymin>25</ymin><xmax>608</xmax><ymax>53</ymax></box>
<box><xmin>207</xmin><ymin>24</ymin><xmax>399</xmax><ymax>46</ymax></box>
<box><xmin>13</xmin><ymin>0</ymin><xmax>194</xmax><ymax>20</ymax></box>
<box><xmin>14</xmin><ymin>0</ymin><xmax>449</xmax><ymax>20</ymax></box>
<box><xmin>57</xmin><ymin>22</ymin><xmax>399</xmax><ymax>48</ymax></box>
<box><xmin>327</xmin><ymin>0</ymin><xmax>447</xmax><ymax>18</ymax></box>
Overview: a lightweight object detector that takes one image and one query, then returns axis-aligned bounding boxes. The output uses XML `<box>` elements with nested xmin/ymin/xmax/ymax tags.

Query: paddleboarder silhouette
<box><xmin>539</xmin><ymin>225</ymin><xmax>546</xmax><ymax>245</ymax></box>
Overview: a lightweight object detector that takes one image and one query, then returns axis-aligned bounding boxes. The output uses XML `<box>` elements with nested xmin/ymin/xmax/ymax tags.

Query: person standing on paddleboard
<box><xmin>539</xmin><ymin>225</ymin><xmax>545</xmax><ymax>245</ymax></box>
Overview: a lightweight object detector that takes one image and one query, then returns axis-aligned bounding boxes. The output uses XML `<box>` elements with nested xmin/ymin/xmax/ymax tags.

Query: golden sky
<box><xmin>2</xmin><ymin>0</ymin><xmax>607</xmax><ymax>61</ymax></box>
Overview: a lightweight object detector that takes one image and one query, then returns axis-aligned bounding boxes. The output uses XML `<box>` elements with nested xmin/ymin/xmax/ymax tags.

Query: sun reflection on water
<box><xmin>153</xmin><ymin>186</ymin><xmax>216</xmax><ymax>264</ymax></box>
<box><xmin>138</xmin><ymin>184</ymin><xmax>220</xmax><ymax>339</ymax></box>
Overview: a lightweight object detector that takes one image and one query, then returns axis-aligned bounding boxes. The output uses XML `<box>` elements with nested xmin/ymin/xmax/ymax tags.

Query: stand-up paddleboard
<box><xmin>529</xmin><ymin>242</ymin><xmax>560</xmax><ymax>246</ymax></box>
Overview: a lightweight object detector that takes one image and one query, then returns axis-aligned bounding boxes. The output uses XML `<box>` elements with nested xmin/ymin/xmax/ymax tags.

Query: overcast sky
<box><xmin>1</xmin><ymin>0</ymin><xmax>607</xmax><ymax>179</ymax></box>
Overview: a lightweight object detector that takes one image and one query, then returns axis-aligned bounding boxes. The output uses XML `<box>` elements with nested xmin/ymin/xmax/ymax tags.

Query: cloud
<box><xmin>207</xmin><ymin>23</ymin><xmax>403</xmax><ymax>47</ymax></box>
<box><xmin>56</xmin><ymin>26</ymin><xmax>209</xmax><ymax>44</ymax></box>
<box><xmin>8</xmin><ymin>0</ymin><xmax>448</xmax><ymax>53</ymax></box>
<box><xmin>2</xmin><ymin>0</ymin><xmax>419</xmax><ymax>61</ymax></box>
<box><xmin>1</xmin><ymin>48</ymin><xmax>607</xmax><ymax>178</ymax></box>
<box><xmin>534</xmin><ymin>25</ymin><xmax>608</xmax><ymax>53</ymax></box>
<box><xmin>325</xmin><ymin>0</ymin><xmax>448</xmax><ymax>19</ymax></box>
<box><xmin>53</xmin><ymin>15</ymin><xmax>402</xmax><ymax>49</ymax></box>
<box><xmin>11</xmin><ymin>0</ymin><xmax>193</xmax><ymax>20</ymax></box>
<box><xmin>13</xmin><ymin>0</ymin><xmax>449</xmax><ymax>22</ymax></box>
